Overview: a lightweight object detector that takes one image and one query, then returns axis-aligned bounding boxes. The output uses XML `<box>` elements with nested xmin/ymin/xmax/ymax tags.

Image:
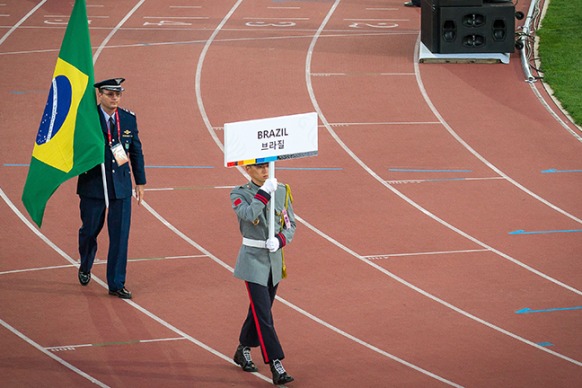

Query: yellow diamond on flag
<box><xmin>32</xmin><ymin>58</ymin><xmax>88</xmax><ymax>173</ymax></box>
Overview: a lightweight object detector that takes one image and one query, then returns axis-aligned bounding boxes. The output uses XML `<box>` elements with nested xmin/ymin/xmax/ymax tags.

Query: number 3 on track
<box><xmin>245</xmin><ymin>21</ymin><xmax>296</xmax><ymax>27</ymax></box>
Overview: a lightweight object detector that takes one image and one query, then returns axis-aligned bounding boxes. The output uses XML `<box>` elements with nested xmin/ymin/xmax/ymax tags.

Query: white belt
<box><xmin>242</xmin><ymin>237</ymin><xmax>267</xmax><ymax>249</ymax></box>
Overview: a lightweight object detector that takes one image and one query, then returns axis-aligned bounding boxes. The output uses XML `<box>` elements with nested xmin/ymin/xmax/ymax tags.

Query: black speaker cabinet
<box><xmin>421</xmin><ymin>0</ymin><xmax>440</xmax><ymax>52</ymax></box>
<box><xmin>421</xmin><ymin>0</ymin><xmax>516</xmax><ymax>54</ymax></box>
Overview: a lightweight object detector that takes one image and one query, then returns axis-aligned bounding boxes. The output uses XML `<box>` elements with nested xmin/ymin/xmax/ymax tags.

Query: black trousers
<box><xmin>78</xmin><ymin>196</ymin><xmax>131</xmax><ymax>291</ymax></box>
<box><xmin>239</xmin><ymin>275</ymin><xmax>284</xmax><ymax>363</ymax></box>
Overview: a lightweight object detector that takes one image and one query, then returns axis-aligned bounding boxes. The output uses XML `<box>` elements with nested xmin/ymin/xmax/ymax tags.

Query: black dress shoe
<box><xmin>233</xmin><ymin>345</ymin><xmax>258</xmax><ymax>372</ymax></box>
<box><xmin>404</xmin><ymin>1</ymin><xmax>420</xmax><ymax>6</ymax></box>
<box><xmin>270</xmin><ymin>359</ymin><xmax>294</xmax><ymax>385</ymax></box>
<box><xmin>78</xmin><ymin>270</ymin><xmax>91</xmax><ymax>286</ymax></box>
<box><xmin>108</xmin><ymin>288</ymin><xmax>132</xmax><ymax>299</ymax></box>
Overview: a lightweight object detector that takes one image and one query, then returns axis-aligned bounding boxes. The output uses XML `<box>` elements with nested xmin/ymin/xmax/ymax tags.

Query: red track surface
<box><xmin>1</xmin><ymin>1</ymin><xmax>581</xmax><ymax>387</ymax></box>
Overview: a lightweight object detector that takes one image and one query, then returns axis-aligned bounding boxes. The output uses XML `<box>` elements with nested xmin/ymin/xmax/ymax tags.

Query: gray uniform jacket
<box><xmin>231</xmin><ymin>181</ymin><xmax>296</xmax><ymax>287</ymax></box>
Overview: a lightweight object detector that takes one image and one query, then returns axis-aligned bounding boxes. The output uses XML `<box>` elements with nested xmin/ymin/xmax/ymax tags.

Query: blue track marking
<box><xmin>541</xmin><ymin>168</ymin><xmax>582</xmax><ymax>174</ymax></box>
<box><xmin>3</xmin><ymin>163</ymin><xmax>29</xmax><ymax>167</ymax></box>
<box><xmin>536</xmin><ymin>342</ymin><xmax>554</xmax><ymax>347</ymax></box>
<box><xmin>509</xmin><ymin>229</ymin><xmax>582</xmax><ymax>235</ymax></box>
<box><xmin>10</xmin><ymin>90</ymin><xmax>46</xmax><ymax>95</ymax></box>
<box><xmin>515</xmin><ymin>306</ymin><xmax>582</xmax><ymax>314</ymax></box>
<box><xmin>392</xmin><ymin>177</ymin><xmax>468</xmax><ymax>183</ymax></box>
<box><xmin>389</xmin><ymin>168</ymin><xmax>472</xmax><ymax>173</ymax></box>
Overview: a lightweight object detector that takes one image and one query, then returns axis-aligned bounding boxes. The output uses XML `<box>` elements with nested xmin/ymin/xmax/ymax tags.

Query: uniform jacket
<box><xmin>77</xmin><ymin>107</ymin><xmax>146</xmax><ymax>199</ymax></box>
<box><xmin>231</xmin><ymin>181</ymin><xmax>296</xmax><ymax>287</ymax></box>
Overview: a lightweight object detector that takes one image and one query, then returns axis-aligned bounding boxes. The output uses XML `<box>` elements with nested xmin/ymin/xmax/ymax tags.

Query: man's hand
<box><xmin>266</xmin><ymin>237</ymin><xmax>280</xmax><ymax>253</ymax></box>
<box><xmin>260</xmin><ymin>178</ymin><xmax>278</xmax><ymax>194</ymax></box>
<box><xmin>135</xmin><ymin>185</ymin><xmax>145</xmax><ymax>205</ymax></box>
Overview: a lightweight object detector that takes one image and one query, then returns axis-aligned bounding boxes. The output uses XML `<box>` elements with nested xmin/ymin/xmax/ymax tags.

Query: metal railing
<box><xmin>517</xmin><ymin>0</ymin><xmax>545</xmax><ymax>83</ymax></box>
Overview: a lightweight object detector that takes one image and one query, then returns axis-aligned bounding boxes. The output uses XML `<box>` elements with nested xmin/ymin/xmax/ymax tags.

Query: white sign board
<box><xmin>224</xmin><ymin>112</ymin><xmax>318</xmax><ymax>167</ymax></box>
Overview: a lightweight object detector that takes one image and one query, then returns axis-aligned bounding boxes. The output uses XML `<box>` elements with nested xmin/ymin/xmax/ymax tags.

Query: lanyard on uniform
<box><xmin>106</xmin><ymin>110</ymin><xmax>121</xmax><ymax>146</ymax></box>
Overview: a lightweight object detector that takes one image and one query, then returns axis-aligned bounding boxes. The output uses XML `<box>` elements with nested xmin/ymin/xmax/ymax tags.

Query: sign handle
<box><xmin>268</xmin><ymin>161</ymin><xmax>275</xmax><ymax>240</ymax></box>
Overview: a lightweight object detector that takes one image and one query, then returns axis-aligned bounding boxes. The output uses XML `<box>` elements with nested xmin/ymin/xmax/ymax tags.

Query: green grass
<box><xmin>536</xmin><ymin>0</ymin><xmax>582</xmax><ymax>126</ymax></box>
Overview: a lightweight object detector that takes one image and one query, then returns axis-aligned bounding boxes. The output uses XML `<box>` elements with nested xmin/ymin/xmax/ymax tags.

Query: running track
<box><xmin>0</xmin><ymin>0</ymin><xmax>581</xmax><ymax>387</ymax></box>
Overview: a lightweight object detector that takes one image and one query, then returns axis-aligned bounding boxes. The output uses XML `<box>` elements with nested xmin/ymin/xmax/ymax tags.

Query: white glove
<box><xmin>266</xmin><ymin>237</ymin><xmax>280</xmax><ymax>253</ymax></box>
<box><xmin>260</xmin><ymin>178</ymin><xmax>278</xmax><ymax>194</ymax></box>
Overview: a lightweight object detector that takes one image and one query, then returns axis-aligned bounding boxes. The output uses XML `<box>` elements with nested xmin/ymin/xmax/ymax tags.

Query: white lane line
<box><xmin>140</xmin><ymin>200</ymin><xmax>463</xmax><ymax>387</ymax></box>
<box><xmin>386</xmin><ymin>176</ymin><xmax>505</xmax><ymax>184</ymax></box>
<box><xmin>88</xmin><ymin>0</ymin><xmax>272</xmax><ymax>384</ymax></box>
<box><xmin>0</xmin><ymin>317</ymin><xmax>109</xmax><ymax>387</ymax></box>
<box><xmin>0</xmin><ymin>1</ymin><xmax>268</xmax><ymax>385</ymax></box>
<box><xmin>4</xmin><ymin>2</ymin><xmax>576</xmax><ymax>384</ymax></box>
<box><xmin>144</xmin><ymin>185</ymin><xmax>234</xmax><ymax>191</ymax></box>
<box><xmin>130</xmin><ymin>254</ymin><xmax>208</xmax><ymax>262</ymax></box>
<box><xmin>344</xmin><ymin>18</ymin><xmax>409</xmax><ymax>21</ymax></box>
<box><xmin>304</xmin><ymin>14</ymin><xmax>581</xmax><ymax>298</ymax></box>
<box><xmin>329</xmin><ymin>121</ymin><xmax>440</xmax><ymax>126</ymax></box>
<box><xmin>0</xmin><ymin>191</ymin><xmax>272</xmax><ymax>384</ymax></box>
<box><xmin>411</xmin><ymin>37</ymin><xmax>582</xmax><ymax>225</ymax></box>
<box><xmin>92</xmin><ymin>0</ymin><xmax>147</xmax><ymax>61</ymax></box>
<box><xmin>0</xmin><ymin>193</ymin><xmax>107</xmax><ymax>386</ymax></box>
<box><xmin>0</xmin><ymin>31</ymin><xmax>410</xmax><ymax>57</ymax></box>
<box><xmin>242</xmin><ymin>17</ymin><xmax>309</xmax><ymax>20</ymax></box>
<box><xmin>46</xmin><ymin>337</ymin><xmax>186</xmax><ymax>352</ymax></box>
<box><xmin>0</xmin><ymin>264</ymin><xmax>75</xmax><ymax>275</ymax></box>
<box><xmin>0</xmin><ymin>0</ymin><xmax>47</xmax><ymax>45</ymax></box>
<box><xmin>44</xmin><ymin>15</ymin><xmax>110</xmax><ymax>19</ymax></box>
<box><xmin>296</xmin><ymin>214</ymin><xmax>582</xmax><ymax>367</ymax></box>
<box><xmin>528</xmin><ymin>82</ymin><xmax>582</xmax><ymax>141</ymax></box>
<box><xmin>302</xmin><ymin>0</ymin><xmax>581</xmax><ymax>366</ymax></box>
<box><xmin>196</xmin><ymin>0</ymin><xmax>580</xmax><ymax>377</ymax></box>
<box><xmin>312</xmin><ymin>72</ymin><xmax>416</xmax><ymax>76</ymax></box>
<box><xmin>365</xmin><ymin>249</ymin><xmax>490</xmax><ymax>260</ymax></box>
<box><xmin>0</xmin><ymin>255</ymin><xmax>206</xmax><ymax>276</ymax></box>
<box><xmin>194</xmin><ymin>1</ymin><xmax>461</xmax><ymax>386</ymax></box>
<box><xmin>142</xmin><ymin>16</ymin><xmax>209</xmax><ymax>19</ymax></box>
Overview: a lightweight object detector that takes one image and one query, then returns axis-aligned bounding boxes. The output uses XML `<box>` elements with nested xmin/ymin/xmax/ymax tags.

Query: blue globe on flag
<box><xmin>36</xmin><ymin>75</ymin><xmax>72</xmax><ymax>145</ymax></box>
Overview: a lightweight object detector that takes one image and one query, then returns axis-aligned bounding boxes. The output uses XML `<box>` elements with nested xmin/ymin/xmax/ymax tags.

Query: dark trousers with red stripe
<box><xmin>239</xmin><ymin>274</ymin><xmax>284</xmax><ymax>363</ymax></box>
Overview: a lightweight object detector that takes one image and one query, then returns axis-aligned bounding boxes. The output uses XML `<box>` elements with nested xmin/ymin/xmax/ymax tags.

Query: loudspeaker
<box><xmin>421</xmin><ymin>0</ymin><xmax>516</xmax><ymax>54</ymax></box>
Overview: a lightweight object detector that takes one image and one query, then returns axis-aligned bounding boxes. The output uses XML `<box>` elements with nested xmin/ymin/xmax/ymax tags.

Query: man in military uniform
<box><xmin>230</xmin><ymin>163</ymin><xmax>296</xmax><ymax>385</ymax></box>
<box><xmin>77</xmin><ymin>78</ymin><xmax>146</xmax><ymax>299</ymax></box>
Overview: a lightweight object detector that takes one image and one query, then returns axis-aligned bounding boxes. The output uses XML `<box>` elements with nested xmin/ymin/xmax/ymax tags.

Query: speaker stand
<box><xmin>418</xmin><ymin>42</ymin><xmax>510</xmax><ymax>64</ymax></box>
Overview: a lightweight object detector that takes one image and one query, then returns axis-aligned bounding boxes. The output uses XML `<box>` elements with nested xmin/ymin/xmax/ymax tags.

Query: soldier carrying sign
<box><xmin>225</xmin><ymin>112</ymin><xmax>317</xmax><ymax>385</ymax></box>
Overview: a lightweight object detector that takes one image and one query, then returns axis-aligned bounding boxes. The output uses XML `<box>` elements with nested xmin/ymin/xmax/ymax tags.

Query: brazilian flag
<box><xmin>22</xmin><ymin>0</ymin><xmax>103</xmax><ymax>227</ymax></box>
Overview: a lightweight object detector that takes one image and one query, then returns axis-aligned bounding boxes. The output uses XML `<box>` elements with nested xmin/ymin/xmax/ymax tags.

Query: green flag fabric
<box><xmin>22</xmin><ymin>0</ymin><xmax>103</xmax><ymax>227</ymax></box>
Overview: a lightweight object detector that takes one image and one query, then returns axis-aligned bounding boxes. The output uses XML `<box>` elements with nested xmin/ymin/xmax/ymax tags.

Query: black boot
<box><xmin>78</xmin><ymin>270</ymin><xmax>91</xmax><ymax>286</ymax></box>
<box><xmin>233</xmin><ymin>345</ymin><xmax>258</xmax><ymax>372</ymax></box>
<box><xmin>270</xmin><ymin>359</ymin><xmax>294</xmax><ymax>385</ymax></box>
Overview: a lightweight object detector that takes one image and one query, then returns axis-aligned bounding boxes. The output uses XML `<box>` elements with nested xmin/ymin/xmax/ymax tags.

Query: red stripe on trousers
<box><xmin>245</xmin><ymin>281</ymin><xmax>270</xmax><ymax>363</ymax></box>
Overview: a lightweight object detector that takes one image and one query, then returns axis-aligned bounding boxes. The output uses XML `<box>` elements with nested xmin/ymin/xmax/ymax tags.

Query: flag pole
<box><xmin>268</xmin><ymin>161</ymin><xmax>275</xmax><ymax>240</ymax></box>
<box><xmin>100</xmin><ymin>163</ymin><xmax>109</xmax><ymax>208</ymax></box>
